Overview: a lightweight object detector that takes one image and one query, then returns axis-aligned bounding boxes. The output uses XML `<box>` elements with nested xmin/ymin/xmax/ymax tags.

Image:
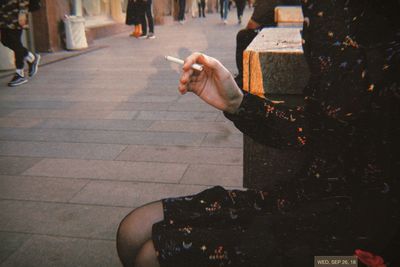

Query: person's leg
<box><xmin>1</xmin><ymin>29</ymin><xmax>30</xmax><ymax>86</ymax></box>
<box><xmin>134</xmin><ymin>240</ymin><xmax>160</xmax><ymax>267</ymax></box>
<box><xmin>237</xmin><ymin>0</ymin><xmax>245</xmax><ymax>22</ymax></box>
<box><xmin>178</xmin><ymin>0</ymin><xmax>186</xmax><ymax>21</ymax></box>
<box><xmin>223</xmin><ymin>0</ymin><xmax>229</xmax><ymax>20</ymax></box>
<box><xmin>1</xmin><ymin>29</ymin><xmax>28</xmax><ymax>70</ymax></box>
<box><xmin>201</xmin><ymin>0</ymin><xmax>206</xmax><ymax>17</ymax></box>
<box><xmin>139</xmin><ymin>2</ymin><xmax>147</xmax><ymax>36</ymax></box>
<box><xmin>146</xmin><ymin>0</ymin><xmax>154</xmax><ymax>34</ymax></box>
<box><xmin>219</xmin><ymin>0</ymin><xmax>224</xmax><ymax>18</ymax></box>
<box><xmin>116</xmin><ymin>201</ymin><xmax>164</xmax><ymax>267</ymax></box>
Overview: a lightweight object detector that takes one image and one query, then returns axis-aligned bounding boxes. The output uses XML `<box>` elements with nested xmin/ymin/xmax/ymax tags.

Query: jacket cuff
<box><xmin>223</xmin><ymin>93</ymin><xmax>265</xmax><ymax>121</ymax></box>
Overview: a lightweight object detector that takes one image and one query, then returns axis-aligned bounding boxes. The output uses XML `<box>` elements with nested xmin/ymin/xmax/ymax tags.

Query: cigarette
<box><xmin>165</xmin><ymin>56</ymin><xmax>203</xmax><ymax>72</ymax></box>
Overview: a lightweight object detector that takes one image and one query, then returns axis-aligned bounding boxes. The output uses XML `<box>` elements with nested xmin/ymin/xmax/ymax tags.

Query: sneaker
<box><xmin>223</xmin><ymin>19</ymin><xmax>228</xmax><ymax>24</ymax></box>
<box><xmin>138</xmin><ymin>34</ymin><xmax>147</xmax><ymax>39</ymax></box>
<box><xmin>28</xmin><ymin>53</ymin><xmax>41</xmax><ymax>77</ymax></box>
<box><xmin>147</xmin><ymin>32</ymin><xmax>155</xmax><ymax>39</ymax></box>
<box><xmin>8</xmin><ymin>73</ymin><xmax>28</xmax><ymax>87</ymax></box>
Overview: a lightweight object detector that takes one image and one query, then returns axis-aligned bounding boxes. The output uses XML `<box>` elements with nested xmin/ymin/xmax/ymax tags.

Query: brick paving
<box><xmin>0</xmin><ymin>9</ymin><xmax>252</xmax><ymax>266</ymax></box>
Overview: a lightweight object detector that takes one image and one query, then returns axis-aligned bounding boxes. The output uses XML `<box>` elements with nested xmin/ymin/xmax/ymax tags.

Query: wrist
<box><xmin>226</xmin><ymin>92</ymin><xmax>244</xmax><ymax>114</ymax></box>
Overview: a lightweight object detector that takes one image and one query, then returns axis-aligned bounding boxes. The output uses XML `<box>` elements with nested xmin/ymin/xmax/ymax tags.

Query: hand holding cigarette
<box><xmin>172</xmin><ymin>52</ymin><xmax>243</xmax><ymax>114</ymax></box>
<box><xmin>165</xmin><ymin>56</ymin><xmax>204</xmax><ymax>72</ymax></box>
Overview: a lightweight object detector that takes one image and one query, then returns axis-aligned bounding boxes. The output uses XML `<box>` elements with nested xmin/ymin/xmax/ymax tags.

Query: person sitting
<box><xmin>235</xmin><ymin>0</ymin><xmax>299</xmax><ymax>88</ymax></box>
<box><xmin>116</xmin><ymin>0</ymin><xmax>400</xmax><ymax>266</ymax></box>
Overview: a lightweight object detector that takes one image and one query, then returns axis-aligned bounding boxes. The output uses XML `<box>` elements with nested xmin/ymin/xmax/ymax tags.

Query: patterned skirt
<box><xmin>151</xmin><ymin>186</ymin><xmax>282</xmax><ymax>267</ymax></box>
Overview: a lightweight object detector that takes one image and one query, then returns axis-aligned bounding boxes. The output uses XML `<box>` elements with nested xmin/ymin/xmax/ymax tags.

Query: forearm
<box><xmin>224</xmin><ymin>93</ymin><xmax>310</xmax><ymax>149</ymax></box>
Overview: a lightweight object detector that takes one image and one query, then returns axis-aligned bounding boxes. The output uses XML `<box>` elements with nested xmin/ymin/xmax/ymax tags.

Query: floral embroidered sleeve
<box><xmin>224</xmin><ymin>94</ymin><xmax>310</xmax><ymax>149</ymax></box>
<box><xmin>224</xmin><ymin>0</ymin><xmax>400</xmax><ymax>151</ymax></box>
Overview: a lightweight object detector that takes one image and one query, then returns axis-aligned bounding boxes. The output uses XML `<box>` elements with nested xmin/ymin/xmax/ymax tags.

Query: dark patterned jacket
<box><xmin>226</xmin><ymin>0</ymin><xmax>399</xmax><ymax>265</ymax></box>
<box><xmin>0</xmin><ymin>0</ymin><xmax>29</xmax><ymax>30</ymax></box>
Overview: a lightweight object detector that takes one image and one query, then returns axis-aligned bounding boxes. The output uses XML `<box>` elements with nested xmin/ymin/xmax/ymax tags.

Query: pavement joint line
<box><xmin>0</xmin><ymin>197</ymin><xmax>135</xmax><ymax>209</ymax></box>
<box><xmin>177</xmin><ymin>164</ymin><xmax>191</xmax><ymax>184</ymax></box>
<box><xmin>13</xmin><ymin>173</ymin><xmax>241</xmax><ymax>187</ymax></box>
<box><xmin>0</xmin><ymin>140</ymin><xmax>206</xmax><ymax>149</ymax></box>
<box><xmin>0</xmin><ymin>45</ymin><xmax>108</xmax><ymax>79</ymax></box>
<box><xmin>66</xmin><ymin>179</ymin><xmax>92</xmax><ymax>203</ymax></box>
<box><xmin>0</xmin><ymin>230</ymin><xmax>116</xmax><ymax>242</ymax></box>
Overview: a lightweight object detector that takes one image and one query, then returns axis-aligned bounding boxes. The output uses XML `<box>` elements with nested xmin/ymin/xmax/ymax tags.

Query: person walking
<box><xmin>234</xmin><ymin>0</ymin><xmax>245</xmax><ymax>24</ymax></box>
<box><xmin>177</xmin><ymin>0</ymin><xmax>186</xmax><ymax>24</ymax></box>
<box><xmin>219</xmin><ymin>0</ymin><xmax>229</xmax><ymax>24</ymax></box>
<box><xmin>116</xmin><ymin>0</ymin><xmax>400</xmax><ymax>266</ymax></box>
<box><xmin>126</xmin><ymin>0</ymin><xmax>142</xmax><ymax>37</ymax></box>
<box><xmin>197</xmin><ymin>0</ymin><xmax>205</xmax><ymax>18</ymax></box>
<box><xmin>139</xmin><ymin>0</ymin><xmax>155</xmax><ymax>39</ymax></box>
<box><xmin>0</xmin><ymin>0</ymin><xmax>40</xmax><ymax>87</ymax></box>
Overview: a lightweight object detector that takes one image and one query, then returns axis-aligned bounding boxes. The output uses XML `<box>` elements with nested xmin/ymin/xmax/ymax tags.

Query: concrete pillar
<box><xmin>73</xmin><ymin>0</ymin><xmax>83</xmax><ymax>16</ymax></box>
<box><xmin>31</xmin><ymin>0</ymin><xmax>71</xmax><ymax>52</ymax></box>
<box><xmin>110</xmin><ymin>0</ymin><xmax>124</xmax><ymax>23</ymax></box>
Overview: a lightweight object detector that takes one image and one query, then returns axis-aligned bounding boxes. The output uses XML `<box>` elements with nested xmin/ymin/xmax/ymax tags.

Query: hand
<box><xmin>178</xmin><ymin>53</ymin><xmax>243</xmax><ymax>114</ymax></box>
<box><xmin>18</xmin><ymin>13</ymin><xmax>27</xmax><ymax>28</ymax></box>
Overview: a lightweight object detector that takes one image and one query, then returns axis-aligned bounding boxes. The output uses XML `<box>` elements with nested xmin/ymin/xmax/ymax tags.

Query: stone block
<box><xmin>243</xmin><ymin>27</ymin><xmax>309</xmax><ymax>98</ymax></box>
<box><xmin>274</xmin><ymin>6</ymin><xmax>304</xmax><ymax>27</ymax></box>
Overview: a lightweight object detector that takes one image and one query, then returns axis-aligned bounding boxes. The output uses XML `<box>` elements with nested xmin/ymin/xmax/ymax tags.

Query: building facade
<box><xmin>31</xmin><ymin>0</ymin><xmax>126</xmax><ymax>52</ymax></box>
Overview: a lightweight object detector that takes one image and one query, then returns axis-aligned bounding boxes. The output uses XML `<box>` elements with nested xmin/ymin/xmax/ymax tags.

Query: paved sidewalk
<box><xmin>0</xmin><ymin>9</ymin><xmax>252</xmax><ymax>267</ymax></box>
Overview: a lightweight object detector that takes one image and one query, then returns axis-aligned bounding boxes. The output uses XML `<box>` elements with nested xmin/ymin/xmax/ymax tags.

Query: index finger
<box><xmin>183</xmin><ymin>52</ymin><xmax>217</xmax><ymax>72</ymax></box>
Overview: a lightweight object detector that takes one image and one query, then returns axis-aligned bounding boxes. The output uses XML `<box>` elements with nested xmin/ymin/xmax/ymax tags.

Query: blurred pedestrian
<box><xmin>219</xmin><ymin>0</ymin><xmax>229</xmax><ymax>24</ymax></box>
<box><xmin>178</xmin><ymin>0</ymin><xmax>185</xmax><ymax>23</ymax></box>
<box><xmin>234</xmin><ymin>0</ymin><xmax>246</xmax><ymax>24</ymax></box>
<box><xmin>139</xmin><ymin>0</ymin><xmax>155</xmax><ymax>39</ymax></box>
<box><xmin>0</xmin><ymin>0</ymin><xmax>41</xmax><ymax>87</ymax></box>
<box><xmin>126</xmin><ymin>0</ymin><xmax>142</xmax><ymax>37</ymax></box>
<box><xmin>197</xmin><ymin>0</ymin><xmax>206</xmax><ymax>18</ymax></box>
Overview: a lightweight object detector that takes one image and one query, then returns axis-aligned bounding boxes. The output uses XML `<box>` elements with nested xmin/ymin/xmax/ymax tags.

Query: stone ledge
<box><xmin>274</xmin><ymin>5</ymin><xmax>304</xmax><ymax>27</ymax></box>
<box><xmin>243</xmin><ymin>27</ymin><xmax>309</xmax><ymax>98</ymax></box>
<box><xmin>85</xmin><ymin>22</ymin><xmax>131</xmax><ymax>44</ymax></box>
